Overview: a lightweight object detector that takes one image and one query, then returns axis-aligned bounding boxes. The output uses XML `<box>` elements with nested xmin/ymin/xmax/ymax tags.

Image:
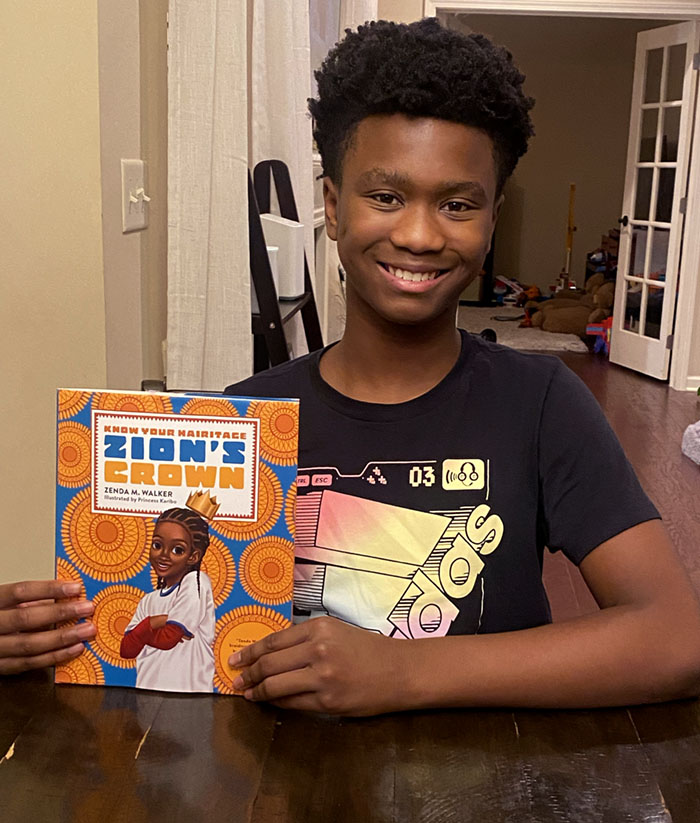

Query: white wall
<box><xmin>98</xmin><ymin>0</ymin><xmax>144</xmax><ymax>390</ymax></box>
<box><xmin>97</xmin><ymin>0</ymin><xmax>168</xmax><ymax>390</ymax></box>
<box><xmin>378</xmin><ymin>0</ymin><xmax>423</xmax><ymax>20</ymax></box>
<box><xmin>0</xmin><ymin>1</ymin><xmax>107</xmax><ymax>581</ymax></box>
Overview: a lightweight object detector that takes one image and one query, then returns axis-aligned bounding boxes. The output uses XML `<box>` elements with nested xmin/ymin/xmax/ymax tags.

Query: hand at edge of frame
<box><xmin>0</xmin><ymin>579</ymin><xmax>96</xmax><ymax>675</ymax></box>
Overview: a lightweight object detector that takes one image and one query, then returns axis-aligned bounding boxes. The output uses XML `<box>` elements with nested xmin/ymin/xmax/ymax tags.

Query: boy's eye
<box><xmin>370</xmin><ymin>192</ymin><xmax>401</xmax><ymax>206</ymax></box>
<box><xmin>442</xmin><ymin>200</ymin><xmax>472</xmax><ymax>213</ymax></box>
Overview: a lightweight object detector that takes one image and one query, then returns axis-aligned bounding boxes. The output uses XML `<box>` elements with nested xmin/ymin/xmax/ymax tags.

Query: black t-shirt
<box><xmin>226</xmin><ymin>331</ymin><xmax>658</xmax><ymax>637</ymax></box>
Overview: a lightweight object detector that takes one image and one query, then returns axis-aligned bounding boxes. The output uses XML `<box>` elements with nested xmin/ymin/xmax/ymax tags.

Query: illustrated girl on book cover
<box><xmin>120</xmin><ymin>505</ymin><xmax>216</xmax><ymax>692</ymax></box>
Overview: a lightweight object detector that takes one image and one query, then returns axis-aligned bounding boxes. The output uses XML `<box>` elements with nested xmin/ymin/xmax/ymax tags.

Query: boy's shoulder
<box><xmin>224</xmin><ymin>349</ymin><xmax>318</xmax><ymax>399</ymax></box>
<box><xmin>461</xmin><ymin>331</ymin><xmax>568</xmax><ymax>389</ymax></box>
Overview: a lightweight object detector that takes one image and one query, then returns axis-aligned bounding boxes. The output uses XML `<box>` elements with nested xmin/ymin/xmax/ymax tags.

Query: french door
<box><xmin>610</xmin><ymin>22</ymin><xmax>699</xmax><ymax>380</ymax></box>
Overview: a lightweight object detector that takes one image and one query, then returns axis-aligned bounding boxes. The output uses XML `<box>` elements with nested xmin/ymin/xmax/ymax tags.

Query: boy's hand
<box><xmin>0</xmin><ymin>580</ymin><xmax>96</xmax><ymax>675</ymax></box>
<box><xmin>230</xmin><ymin>616</ymin><xmax>403</xmax><ymax>716</ymax></box>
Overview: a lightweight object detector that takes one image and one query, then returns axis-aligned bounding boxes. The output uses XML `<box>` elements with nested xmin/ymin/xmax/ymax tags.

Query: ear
<box><xmin>187</xmin><ymin>550</ymin><xmax>201</xmax><ymax>568</ymax></box>
<box><xmin>323</xmin><ymin>177</ymin><xmax>339</xmax><ymax>241</ymax></box>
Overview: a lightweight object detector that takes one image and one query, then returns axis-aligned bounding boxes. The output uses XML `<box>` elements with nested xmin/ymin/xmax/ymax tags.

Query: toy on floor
<box><xmin>530</xmin><ymin>273</ymin><xmax>614</xmax><ymax>336</ymax></box>
<box><xmin>585</xmin><ymin>315</ymin><xmax>613</xmax><ymax>355</ymax></box>
<box><xmin>493</xmin><ymin>275</ymin><xmax>525</xmax><ymax>305</ymax></box>
<box><xmin>519</xmin><ymin>305</ymin><xmax>538</xmax><ymax>328</ymax></box>
<box><xmin>682</xmin><ymin>419</ymin><xmax>700</xmax><ymax>465</ymax></box>
<box><xmin>516</xmin><ymin>285</ymin><xmax>542</xmax><ymax>307</ymax></box>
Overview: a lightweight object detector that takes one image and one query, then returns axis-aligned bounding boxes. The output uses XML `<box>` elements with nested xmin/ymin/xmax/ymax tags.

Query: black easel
<box><xmin>249</xmin><ymin>159</ymin><xmax>323</xmax><ymax>372</ymax></box>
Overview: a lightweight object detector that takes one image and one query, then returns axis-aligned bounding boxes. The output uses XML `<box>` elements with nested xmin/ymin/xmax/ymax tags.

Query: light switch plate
<box><xmin>121</xmin><ymin>159</ymin><xmax>148</xmax><ymax>233</ymax></box>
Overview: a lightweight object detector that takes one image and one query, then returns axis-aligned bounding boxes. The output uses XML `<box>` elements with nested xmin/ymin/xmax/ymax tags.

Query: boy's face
<box><xmin>324</xmin><ymin>114</ymin><xmax>503</xmax><ymax>329</ymax></box>
<box><xmin>150</xmin><ymin>521</ymin><xmax>200</xmax><ymax>587</ymax></box>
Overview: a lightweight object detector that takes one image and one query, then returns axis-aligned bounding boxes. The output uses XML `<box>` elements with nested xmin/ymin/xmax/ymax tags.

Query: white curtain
<box><xmin>316</xmin><ymin>0</ymin><xmax>378</xmax><ymax>344</ymax></box>
<box><xmin>167</xmin><ymin>0</ymin><xmax>250</xmax><ymax>391</ymax></box>
<box><xmin>249</xmin><ymin>0</ymin><xmax>315</xmax><ymax>358</ymax></box>
<box><xmin>340</xmin><ymin>0</ymin><xmax>378</xmax><ymax>31</ymax></box>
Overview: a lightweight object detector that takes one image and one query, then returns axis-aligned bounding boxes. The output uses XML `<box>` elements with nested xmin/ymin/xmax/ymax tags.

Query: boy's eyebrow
<box><xmin>357</xmin><ymin>167</ymin><xmax>487</xmax><ymax>199</ymax></box>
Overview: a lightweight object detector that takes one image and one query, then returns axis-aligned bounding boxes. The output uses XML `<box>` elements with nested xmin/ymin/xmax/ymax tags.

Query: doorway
<box><xmin>426</xmin><ymin>1</ymin><xmax>700</xmax><ymax>391</ymax></box>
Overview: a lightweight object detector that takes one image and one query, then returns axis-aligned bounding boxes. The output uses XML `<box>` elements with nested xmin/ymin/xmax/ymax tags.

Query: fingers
<box><xmin>17</xmin><ymin>600</ymin><xmax>57</xmax><ymax>609</ymax></box>
<box><xmin>240</xmin><ymin>669</ymin><xmax>316</xmax><ymax>704</ymax></box>
<box><xmin>0</xmin><ymin>581</ymin><xmax>96</xmax><ymax>674</ymax></box>
<box><xmin>0</xmin><ymin>623</ymin><xmax>96</xmax><ymax>671</ymax></box>
<box><xmin>0</xmin><ymin>638</ymin><xmax>89</xmax><ymax>676</ymax></box>
<box><xmin>0</xmin><ymin>580</ymin><xmax>82</xmax><ymax>610</ymax></box>
<box><xmin>229</xmin><ymin>623</ymin><xmax>308</xmax><ymax>668</ymax></box>
<box><xmin>232</xmin><ymin>642</ymin><xmax>310</xmax><ymax>691</ymax></box>
<box><xmin>0</xmin><ymin>597</ymin><xmax>94</xmax><ymax>636</ymax></box>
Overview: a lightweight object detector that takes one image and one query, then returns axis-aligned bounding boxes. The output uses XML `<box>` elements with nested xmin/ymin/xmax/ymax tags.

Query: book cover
<box><xmin>54</xmin><ymin>389</ymin><xmax>298</xmax><ymax>694</ymax></box>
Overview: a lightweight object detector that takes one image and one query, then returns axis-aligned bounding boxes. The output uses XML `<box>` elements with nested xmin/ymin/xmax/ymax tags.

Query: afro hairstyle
<box><xmin>309</xmin><ymin>18</ymin><xmax>535</xmax><ymax>194</ymax></box>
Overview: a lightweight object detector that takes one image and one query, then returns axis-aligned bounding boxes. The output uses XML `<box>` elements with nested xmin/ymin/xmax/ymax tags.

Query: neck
<box><xmin>320</xmin><ymin>307</ymin><xmax>462</xmax><ymax>404</ymax></box>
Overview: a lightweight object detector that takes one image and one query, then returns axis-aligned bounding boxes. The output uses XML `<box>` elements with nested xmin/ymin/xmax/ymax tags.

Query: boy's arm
<box><xmin>230</xmin><ymin>519</ymin><xmax>700</xmax><ymax>715</ymax></box>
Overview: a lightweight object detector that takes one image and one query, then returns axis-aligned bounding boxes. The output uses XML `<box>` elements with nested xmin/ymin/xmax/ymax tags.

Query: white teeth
<box><xmin>386</xmin><ymin>265</ymin><xmax>439</xmax><ymax>282</ymax></box>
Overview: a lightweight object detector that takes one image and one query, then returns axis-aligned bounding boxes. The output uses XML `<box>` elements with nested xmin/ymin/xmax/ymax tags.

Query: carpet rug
<box><xmin>458</xmin><ymin>305</ymin><xmax>589</xmax><ymax>353</ymax></box>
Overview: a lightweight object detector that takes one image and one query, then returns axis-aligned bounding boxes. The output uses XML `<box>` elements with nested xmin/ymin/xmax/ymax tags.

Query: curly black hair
<box><xmin>310</xmin><ymin>18</ymin><xmax>534</xmax><ymax>194</ymax></box>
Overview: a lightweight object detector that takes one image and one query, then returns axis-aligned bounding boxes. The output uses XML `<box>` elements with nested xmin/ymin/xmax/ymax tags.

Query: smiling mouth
<box><xmin>380</xmin><ymin>263</ymin><xmax>447</xmax><ymax>282</ymax></box>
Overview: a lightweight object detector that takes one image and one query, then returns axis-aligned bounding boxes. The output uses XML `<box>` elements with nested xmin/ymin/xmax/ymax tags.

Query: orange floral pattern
<box><xmin>57</xmin><ymin>422</ymin><xmax>92</xmax><ymax>488</ymax></box>
<box><xmin>62</xmin><ymin>489</ymin><xmax>151</xmax><ymax>581</ymax></box>
<box><xmin>239</xmin><ymin>537</ymin><xmax>294</xmax><ymax>605</ymax></box>
<box><xmin>214</xmin><ymin>606</ymin><xmax>291</xmax><ymax>694</ymax></box>
<box><xmin>246</xmin><ymin>401</ymin><xmax>299</xmax><ymax>466</ymax></box>
<box><xmin>57</xmin><ymin>390</ymin><xmax>91</xmax><ymax>420</ymax></box>
<box><xmin>55</xmin><ymin>647</ymin><xmax>105</xmax><ymax>685</ymax></box>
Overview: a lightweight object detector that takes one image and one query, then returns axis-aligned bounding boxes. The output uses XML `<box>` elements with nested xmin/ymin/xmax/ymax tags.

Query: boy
<box><xmin>2</xmin><ymin>20</ymin><xmax>699</xmax><ymax>713</ymax></box>
<box><xmin>224</xmin><ymin>20</ymin><xmax>700</xmax><ymax>714</ymax></box>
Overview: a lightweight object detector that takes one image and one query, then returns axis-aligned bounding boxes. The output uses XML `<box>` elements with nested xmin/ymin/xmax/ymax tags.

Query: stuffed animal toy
<box><xmin>530</xmin><ymin>273</ymin><xmax>614</xmax><ymax>336</ymax></box>
<box><xmin>516</xmin><ymin>285</ymin><xmax>542</xmax><ymax>307</ymax></box>
<box><xmin>588</xmin><ymin>281</ymin><xmax>615</xmax><ymax>324</ymax></box>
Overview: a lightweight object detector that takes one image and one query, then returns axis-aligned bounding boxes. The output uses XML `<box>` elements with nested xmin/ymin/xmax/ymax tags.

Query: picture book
<box><xmin>54</xmin><ymin>389</ymin><xmax>298</xmax><ymax>694</ymax></box>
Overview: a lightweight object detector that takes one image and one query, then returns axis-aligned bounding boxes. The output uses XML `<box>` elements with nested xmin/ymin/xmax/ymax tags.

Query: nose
<box><xmin>389</xmin><ymin>203</ymin><xmax>445</xmax><ymax>255</ymax></box>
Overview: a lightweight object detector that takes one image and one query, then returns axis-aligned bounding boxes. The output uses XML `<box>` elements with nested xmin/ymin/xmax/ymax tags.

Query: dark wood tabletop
<box><xmin>1</xmin><ymin>670</ymin><xmax>699</xmax><ymax>823</ymax></box>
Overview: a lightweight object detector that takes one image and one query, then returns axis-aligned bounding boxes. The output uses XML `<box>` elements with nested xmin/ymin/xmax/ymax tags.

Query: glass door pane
<box><xmin>665</xmin><ymin>44</ymin><xmax>687</xmax><ymax>101</ymax></box>
<box><xmin>644</xmin><ymin>285</ymin><xmax>664</xmax><ymax>339</ymax></box>
<box><xmin>644</xmin><ymin>48</ymin><xmax>664</xmax><ymax>103</ymax></box>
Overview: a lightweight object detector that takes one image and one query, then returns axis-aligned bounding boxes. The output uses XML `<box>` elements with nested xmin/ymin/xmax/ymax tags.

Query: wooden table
<box><xmin>2</xmin><ymin>671</ymin><xmax>699</xmax><ymax>822</ymax></box>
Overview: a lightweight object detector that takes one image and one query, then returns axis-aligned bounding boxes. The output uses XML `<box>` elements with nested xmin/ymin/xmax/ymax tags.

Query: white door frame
<box><xmin>425</xmin><ymin>2</ymin><xmax>700</xmax><ymax>20</ymax></box>
<box><xmin>425</xmin><ymin>1</ymin><xmax>700</xmax><ymax>391</ymax></box>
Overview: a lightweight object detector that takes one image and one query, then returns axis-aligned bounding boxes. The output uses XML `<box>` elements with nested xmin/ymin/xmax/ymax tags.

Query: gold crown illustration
<box><xmin>185</xmin><ymin>490</ymin><xmax>221</xmax><ymax>520</ymax></box>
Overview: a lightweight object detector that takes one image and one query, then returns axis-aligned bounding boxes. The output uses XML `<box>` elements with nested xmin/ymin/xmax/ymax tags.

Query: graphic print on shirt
<box><xmin>293</xmin><ymin>459</ymin><xmax>503</xmax><ymax>638</ymax></box>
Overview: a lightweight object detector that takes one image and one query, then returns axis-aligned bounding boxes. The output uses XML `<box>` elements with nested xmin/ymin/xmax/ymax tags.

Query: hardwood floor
<box><xmin>542</xmin><ymin>352</ymin><xmax>700</xmax><ymax>620</ymax></box>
